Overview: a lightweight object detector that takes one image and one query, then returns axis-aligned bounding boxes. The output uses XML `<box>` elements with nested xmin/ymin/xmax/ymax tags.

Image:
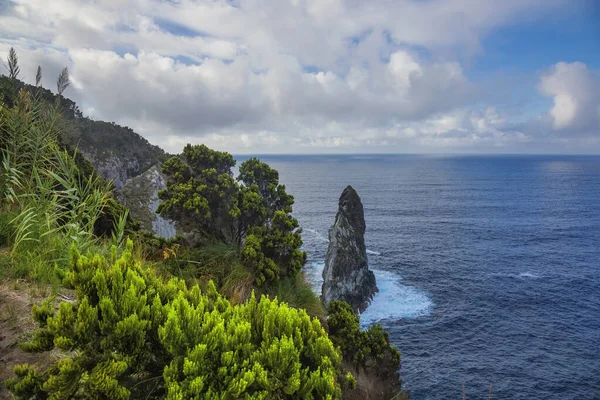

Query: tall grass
<box><xmin>269</xmin><ymin>273</ymin><xmax>325</xmax><ymax>318</ymax></box>
<box><xmin>0</xmin><ymin>49</ymin><xmax>114</xmax><ymax>286</ymax></box>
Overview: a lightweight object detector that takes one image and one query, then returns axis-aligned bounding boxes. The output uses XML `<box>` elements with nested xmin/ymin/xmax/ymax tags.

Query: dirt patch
<box><xmin>0</xmin><ymin>281</ymin><xmax>73</xmax><ymax>399</ymax></box>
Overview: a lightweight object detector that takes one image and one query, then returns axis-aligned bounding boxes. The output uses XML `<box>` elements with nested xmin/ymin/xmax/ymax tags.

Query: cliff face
<box><xmin>66</xmin><ymin>119</ymin><xmax>166</xmax><ymax>189</ymax></box>
<box><xmin>80</xmin><ymin>149</ymin><xmax>141</xmax><ymax>189</ymax></box>
<box><xmin>120</xmin><ymin>165</ymin><xmax>177</xmax><ymax>238</ymax></box>
<box><xmin>322</xmin><ymin>186</ymin><xmax>378</xmax><ymax>313</ymax></box>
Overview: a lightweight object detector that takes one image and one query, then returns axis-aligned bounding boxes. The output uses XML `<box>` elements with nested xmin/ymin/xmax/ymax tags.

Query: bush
<box><xmin>6</xmin><ymin>240</ymin><xmax>343</xmax><ymax>399</ymax></box>
<box><xmin>327</xmin><ymin>300</ymin><xmax>400</xmax><ymax>368</ymax></box>
<box><xmin>158</xmin><ymin>148</ymin><xmax>306</xmax><ymax>287</ymax></box>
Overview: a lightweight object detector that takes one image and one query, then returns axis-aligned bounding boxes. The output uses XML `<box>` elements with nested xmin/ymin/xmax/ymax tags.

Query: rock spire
<box><xmin>322</xmin><ymin>185</ymin><xmax>377</xmax><ymax>313</ymax></box>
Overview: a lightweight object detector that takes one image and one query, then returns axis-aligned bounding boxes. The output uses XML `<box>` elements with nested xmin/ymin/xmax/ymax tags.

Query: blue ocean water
<box><xmin>245</xmin><ymin>154</ymin><xmax>600</xmax><ymax>399</ymax></box>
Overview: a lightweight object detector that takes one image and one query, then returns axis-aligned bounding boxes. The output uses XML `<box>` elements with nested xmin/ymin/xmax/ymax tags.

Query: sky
<box><xmin>1</xmin><ymin>0</ymin><xmax>599</xmax><ymax>154</ymax></box>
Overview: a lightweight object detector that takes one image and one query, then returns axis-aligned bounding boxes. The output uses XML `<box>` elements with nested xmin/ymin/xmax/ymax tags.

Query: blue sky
<box><xmin>0</xmin><ymin>0</ymin><xmax>599</xmax><ymax>154</ymax></box>
<box><xmin>474</xmin><ymin>4</ymin><xmax>600</xmax><ymax>74</ymax></box>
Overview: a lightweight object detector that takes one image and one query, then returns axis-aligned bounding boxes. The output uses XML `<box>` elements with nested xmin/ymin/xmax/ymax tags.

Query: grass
<box><xmin>269</xmin><ymin>272</ymin><xmax>325</xmax><ymax>318</ymax></box>
<box><xmin>0</xmin><ymin>61</ymin><xmax>117</xmax><ymax>292</ymax></box>
<box><xmin>0</xmin><ymin>301</ymin><xmax>18</xmax><ymax>329</ymax></box>
<box><xmin>157</xmin><ymin>242</ymin><xmax>258</xmax><ymax>302</ymax></box>
<box><xmin>221</xmin><ymin>263</ymin><xmax>254</xmax><ymax>304</ymax></box>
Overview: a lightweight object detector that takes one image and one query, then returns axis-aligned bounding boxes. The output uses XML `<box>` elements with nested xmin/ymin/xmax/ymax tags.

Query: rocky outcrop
<box><xmin>120</xmin><ymin>165</ymin><xmax>177</xmax><ymax>238</ymax></box>
<box><xmin>322</xmin><ymin>186</ymin><xmax>377</xmax><ymax>313</ymax></box>
<box><xmin>80</xmin><ymin>150</ymin><xmax>141</xmax><ymax>189</ymax></box>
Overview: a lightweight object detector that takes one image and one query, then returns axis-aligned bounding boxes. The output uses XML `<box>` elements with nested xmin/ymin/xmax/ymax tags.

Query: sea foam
<box><xmin>518</xmin><ymin>272</ymin><xmax>540</xmax><ymax>278</ymax></box>
<box><xmin>361</xmin><ymin>270</ymin><xmax>433</xmax><ymax>326</ymax></box>
<box><xmin>305</xmin><ymin>261</ymin><xmax>433</xmax><ymax>327</ymax></box>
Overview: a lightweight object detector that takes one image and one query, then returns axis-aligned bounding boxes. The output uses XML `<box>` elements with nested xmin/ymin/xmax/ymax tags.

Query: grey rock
<box><xmin>322</xmin><ymin>185</ymin><xmax>378</xmax><ymax>313</ymax></box>
<box><xmin>79</xmin><ymin>149</ymin><xmax>140</xmax><ymax>189</ymax></box>
<box><xmin>120</xmin><ymin>165</ymin><xmax>177</xmax><ymax>238</ymax></box>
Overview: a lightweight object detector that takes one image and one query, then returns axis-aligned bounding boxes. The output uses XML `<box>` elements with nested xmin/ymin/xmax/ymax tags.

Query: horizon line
<box><xmin>230</xmin><ymin>152</ymin><xmax>600</xmax><ymax>157</ymax></box>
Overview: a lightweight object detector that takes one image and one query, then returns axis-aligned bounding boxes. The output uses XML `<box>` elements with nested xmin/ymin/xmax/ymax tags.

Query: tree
<box><xmin>236</xmin><ymin>158</ymin><xmax>305</xmax><ymax>285</ymax></box>
<box><xmin>237</xmin><ymin>158</ymin><xmax>294</xmax><ymax>216</ymax></box>
<box><xmin>157</xmin><ymin>144</ymin><xmax>240</xmax><ymax>243</ymax></box>
<box><xmin>158</xmin><ymin>148</ymin><xmax>306</xmax><ymax>286</ymax></box>
<box><xmin>242</xmin><ymin>211</ymin><xmax>306</xmax><ymax>286</ymax></box>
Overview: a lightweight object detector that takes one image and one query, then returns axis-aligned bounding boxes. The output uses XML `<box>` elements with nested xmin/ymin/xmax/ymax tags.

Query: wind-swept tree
<box><xmin>157</xmin><ymin>144</ymin><xmax>240</xmax><ymax>243</ymax></box>
<box><xmin>158</xmin><ymin>149</ymin><xmax>306</xmax><ymax>286</ymax></box>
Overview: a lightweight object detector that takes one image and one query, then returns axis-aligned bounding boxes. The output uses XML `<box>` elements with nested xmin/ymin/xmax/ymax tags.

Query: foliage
<box><xmin>327</xmin><ymin>300</ymin><xmax>400</xmax><ymax>369</ymax></box>
<box><xmin>6</xmin><ymin>241</ymin><xmax>343</xmax><ymax>399</ymax></box>
<box><xmin>159</xmin><ymin>242</ymin><xmax>242</xmax><ymax>283</ymax></box>
<box><xmin>157</xmin><ymin>144</ymin><xmax>239</xmax><ymax>243</ymax></box>
<box><xmin>236</xmin><ymin>158</ymin><xmax>294</xmax><ymax>239</ymax></box>
<box><xmin>159</xmin><ymin>149</ymin><xmax>306</xmax><ymax>287</ymax></box>
<box><xmin>0</xmin><ymin>49</ymin><xmax>125</xmax><ymax>284</ymax></box>
<box><xmin>5</xmin><ymin>241</ymin><xmax>174</xmax><ymax>399</ymax></box>
<box><xmin>131</xmin><ymin>230</ymin><xmax>184</xmax><ymax>262</ymax></box>
<box><xmin>156</xmin><ymin>242</ymin><xmax>256</xmax><ymax>305</ymax></box>
<box><xmin>244</xmin><ymin>210</ymin><xmax>307</xmax><ymax>283</ymax></box>
<box><xmin>160</xmin><ymin>283</ymin><xmax>341</xmax><ymax>399</ymax></box>
<box><xmin>269</xmin><ymin>273</ymin><xmax>325</xmax><ymax>318</ymax></box>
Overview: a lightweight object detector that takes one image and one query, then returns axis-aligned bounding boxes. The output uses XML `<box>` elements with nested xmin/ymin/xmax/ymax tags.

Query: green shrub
<box><xmin>6</xmin><ymin>240</ymin><xmax>343</xmax><ymax>399</ymax></box>
<box><xmin>327</xmin><ymin>300</ymin><xmax>400</xmax><ymax>368</ymax></box>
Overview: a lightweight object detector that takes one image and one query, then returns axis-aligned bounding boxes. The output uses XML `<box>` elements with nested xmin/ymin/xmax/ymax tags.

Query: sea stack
<box><xmin>322</xmin><ymin>185</ymin><xmax>378</xmax><ymax>313</ymax></box>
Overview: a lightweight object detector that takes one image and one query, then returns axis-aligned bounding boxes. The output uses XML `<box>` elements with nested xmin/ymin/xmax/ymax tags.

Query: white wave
<box><xmin>366</xmin><ymin>249</ymin><xmax>381</xmax><ymax>256</ymax></box>
<box><xmin>518</xmin><ymin>272</ymin><xmax>539</xmax><ymax>278</ymax></box>
<box><xmin>304</xmin><ymin>261</ymin><xmax>433</xmax><ymax>326</ymax></box>
<box><xmin>360</xmin><ymin>270</ymin><xmax>433</xmax><ymax>327</ymax></box>
<box><xmin>304</xmin><ymin>228</ymin><xmax>329</xmax><ymax>243</ymax></box>
<box><xmin>305</xmin><ymin>261</ymin><xmax>325</xmax><ymax>293</ymax></box>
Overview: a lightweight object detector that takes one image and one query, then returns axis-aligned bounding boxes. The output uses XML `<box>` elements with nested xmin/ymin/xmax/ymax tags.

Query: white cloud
<box><xmin>538</xmin><ymin>62</ymin><xmax>600</xmax><ymax>131</ymax></box>
<box><xmin>388</xmin><ymin>51</ymin><xmax>422</xmax><ymax>90</ymax></box>
<box><xmin>1</xmin><ymin>0</ymin><xmax>596</xmax><ymax>153</ymax></box>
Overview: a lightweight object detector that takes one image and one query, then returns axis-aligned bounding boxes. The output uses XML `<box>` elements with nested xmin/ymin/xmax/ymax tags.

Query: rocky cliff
<box><xmin>120</xmin><ymin>165</ymin><xmax>177</xmax><ymax>238</ymax></box>
<box><xmin>322</xmin><ymin>186</ymin><xmax>378</xmax><ymax>313</ymax></box>
<box><xmin>65</xmin><ymin>119</ymin><xmax>167</xmax><ymax>189</ymax></box>
<box><xmin>18</xmin><ymin>78</ymin><xmax>174</xmax><ymax>235</ymax></box>
<box><xmin>79</xmin><ymin>149</ymin><xmax>142</xmax><ymax>189</ymax></box>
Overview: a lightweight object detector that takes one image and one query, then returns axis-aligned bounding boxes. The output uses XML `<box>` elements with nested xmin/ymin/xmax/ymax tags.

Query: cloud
<box><xmin>538</xmin><ymin>62</ymin><xmax>600</xmax><ymax>132</ymax></box>
<box><xmin>2</xmin><ymin>0</ymin><xmax>596</xmax><ymax>153</ymax></box>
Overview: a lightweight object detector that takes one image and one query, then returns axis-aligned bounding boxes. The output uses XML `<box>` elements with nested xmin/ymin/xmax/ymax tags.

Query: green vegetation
<box><xmin>1</xmin><ymin>50</ymin><xmax>407</xmax><ymax>399</ymax></box>
<box><xmin>328</xmin><ymin>300</ymin><xmax>400</xmax><ymax>368</ymax></box>
<box><xmin>0</xmin><ymin>50</ymin><xmax>120</xmax><ymax>287</ymax></box>
<box><xmin>158</xmin><ymin>145</ymin><xmax>306</xmax><ymax>287</ymax></box>
<box><xmin>6</xmin><ymin>241</ymin><xmax>341</xmax><ymax>399</ymax></box>
<box><xmin>327</xmin><ymin>301</ymin><xmax>406</xmax><ymax>399</ymax></box>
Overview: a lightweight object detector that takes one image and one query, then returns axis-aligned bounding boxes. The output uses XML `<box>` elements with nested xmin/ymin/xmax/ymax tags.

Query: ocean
<box><xmin>242</xmin><ymin>154</ymin><xmax>600</xmax><ymax>399</ymax></box>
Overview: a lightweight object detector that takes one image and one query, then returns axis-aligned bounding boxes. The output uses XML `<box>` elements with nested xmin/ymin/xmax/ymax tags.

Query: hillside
<box><xmin>0</xmin><ymin>76</ymin><xmax>167</xmax><ymax>187</ymax></box>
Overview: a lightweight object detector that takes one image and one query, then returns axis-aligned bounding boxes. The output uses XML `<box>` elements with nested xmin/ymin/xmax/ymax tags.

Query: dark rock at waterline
<box><xmin>322</xmin><ymin>185</ymin><xmax>378</xmax><ymax>313</ymax></box>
